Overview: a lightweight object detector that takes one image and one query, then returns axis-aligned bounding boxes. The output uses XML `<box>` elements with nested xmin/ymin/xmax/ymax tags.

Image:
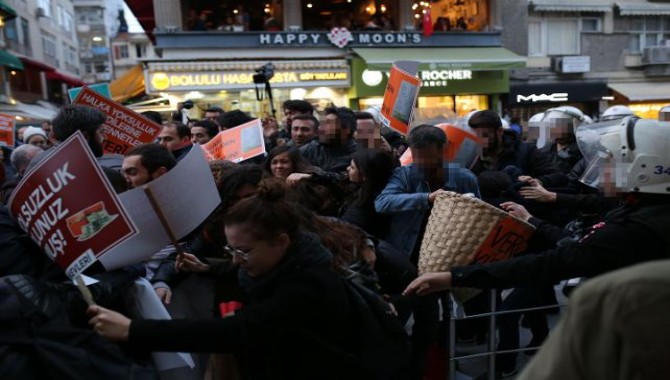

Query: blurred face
<box><xmin>473</xmin><ymin>127</ymin><xmax>502</xmax><ymax>157</ymax></box>
<box><xmin>411</xmin><ymin>143</ymin><xmax>443</xmax><ymax>171</ymax></box>
<box><xmin>270</xmin><ymin>152</ymin><xmax>294</xmax><ymax>178</ymax></box>
<box><xmin>319</xmin><ymin>113</ymin><xmax>344</xmax><ymax>144</ymax></box>
<box><xmin>355</xmin><ymin>119</ymin><xmax>382</xmax><ymax>149</ymax></box>
<box><xmin>291</xmin><ymin>119</ymin><xmax>315</xmax><ymax>147</ymax></box>
<box><xmin>87</xmin><ymin>127</ymin><xmax>105</xmax><ymax>157</ymax></box>
<box><xmin>190</xmin><ymin>126</ymin><xmax>211</xmax><ymax>144</ymax></box>
<box><xmin>158</xmin><ymin>125</ymin><xmax>190</xmax><ymax>152</ymax></box>
<box><xmin>27</xmin><ymin>135</ymin><xmax>47</xmax><ymax>149</ymax></box>
<box><xmin>224</xmin><ymin>224</ymin><xmax>290</xmax><ymax>277</ymax></box>
<box><xmin>347</xmin><ymin>159</ymin><xmax>363</xmax><ymax>183</ymax></box>
<box><xmin>17</xmin><ymin>127</ymin><xmax>28</xmax><ymax>141</ymax></box>
<box><xmin>204</xmin><ymin>111</ymin><xmax>220</xmax><ymax>122</ymax></box>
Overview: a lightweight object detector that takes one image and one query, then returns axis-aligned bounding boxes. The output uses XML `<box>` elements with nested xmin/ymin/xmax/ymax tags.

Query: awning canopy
<box><xmin>353</xmin><ymin>47</ymin><xmax>526</xmax><ymax>71</ymax></box>
<box><xmin>0</xmin><ymin>50</ymin><xmax>24</xmax><ymax>71</ymax></box>
<box><xmin>609</xmin><ymin>82</ymin><xmax>670</xmax><ymax>102</ymax></box>
<box><xmin>616</xmin><ymin>1</ymin><xmax>670</xmax><ymax>16</ymax></box>
<box><xmin>20</xmin><ymin>56</ymin><xmax>55</xmax><ymax>72</ymax></box>
<box><xmin>529</xmin><ymin>0</ymin><xmax>613</xmax><ymax>12</ymax></box>
<box><xmin>46</xmin><ymin>70</ymin><xmax>87</xmax><ymax>87</ymax></box>
<box><xmin>124</xmin><ymin>0</ymin><xmax>155</xmax><ymax>43</ymax></box>
<box><xmin>109</xmin><ymin>64</ymin><xmax>146</xmax><ymax>102</ymax></box>
<box><xmin>0</xmin><ymin>0</ymin><xmax>18</xmax><ymax>20</ymax></box>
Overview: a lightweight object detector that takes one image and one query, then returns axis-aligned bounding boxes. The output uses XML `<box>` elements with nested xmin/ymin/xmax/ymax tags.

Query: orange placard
<box><xmin>0</xmin><ymin>113</ymin><xmax>15</xmax><ymax>147</ymax></box>
<box><xmin>400</xmin><ymin>123</ymin><xmax>481</xmax><ymax>168</ymax></box>
<box><xmin>73</xmin><ymin>87</ymin><xmax>162</xmax><ymax>155</ymax></box>
<box><xmin>472</xmin><ymin>218</ymin><xmax>535</xmax><ymax>265</ymax></box>
<box><xmin>202</xmin><ymin>119</ymin><xmax>266</xmax><ymax>163</ymax></box>
<box><xmin>379</xmin><ymin>62</ymin><xmax>421</xmax><ymax>136</ymax></box>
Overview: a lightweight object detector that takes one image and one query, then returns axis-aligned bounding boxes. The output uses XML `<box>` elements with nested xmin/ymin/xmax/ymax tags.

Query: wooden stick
<box><xmin>76</xmin><ymin>275</ymin><xmax>96</xmax><ymax>307</ymax></box>
<box><xmin>143</xmin><ymin>185</ymin><xmax>186</xmax><ymax>257</ymax></box>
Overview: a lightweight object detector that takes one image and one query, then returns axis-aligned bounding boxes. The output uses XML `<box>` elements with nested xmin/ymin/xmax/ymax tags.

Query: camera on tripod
<box><xmin>253</xmin><ymin>63</ymin><xmax>275</xmax><ymax>84</ymax></box>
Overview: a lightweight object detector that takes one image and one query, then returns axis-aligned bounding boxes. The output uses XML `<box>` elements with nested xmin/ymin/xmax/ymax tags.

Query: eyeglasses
<box><xmin>223</xmin><ymin>244</ymin><xmax>253</xmax><ymax>261</ymax></box>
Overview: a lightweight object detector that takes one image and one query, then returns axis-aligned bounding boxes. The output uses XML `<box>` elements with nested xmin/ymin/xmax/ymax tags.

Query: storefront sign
<box><xmin>8</xmin><ymin>132</ymin><xmax>138</xmax><ymax>278</ymax></box>
<box><xmin>259</xmin><ymin>31</ymin><xmax>422</xmax><ymax>47</ymax></box>
<box><xmin>73</xmin><ymin>87</ymin><xmax>163</xmax><ymax>155</ymax></box>
<box><xmin>0</xmin><ymin>113</ymin><xmax>15</xmax><ymax>147</ymax></box>
<box><xmin>148</xmin><ymin>69</ymin><xmax>350</xmax><ymax>92</ymax></box>
<box><xmin>556</xmin><ymin>56</ymin><xmax>591</xmax><ymax>74</ymax></box>
<box><xmin>508</xmin><ymin>82</ymin><xmax>607</xmax><ymax>105</ymax></box>
<box><xmin>516</xmin><ymin>93</ymin><xmax>569</xmax><ymax>103</ymax></box>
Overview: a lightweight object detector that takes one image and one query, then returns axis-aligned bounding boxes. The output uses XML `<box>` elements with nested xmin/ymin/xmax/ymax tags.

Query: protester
<box><xmin>190</xmin><ymin>119</ymin><xmax>219</xmax><ymax>145</ymax></box>
<box><xmin>203</xmin><ymin>106</ymin><xmax>224</xmax><ymax>125</ymax></box>
<box><xmin>264</xmin><ymin>145</ymin><xmax>315</xmax><ymax>179</ymax></box>
<box><xmin>219</xmin><ymin>109</ymin><xmax>253</xmax><ymax>130</ymax></box>
<box><xmin>282</xmin><ymin>99</ymin><xmax>314</xmax><ymax>130</ymax></box>
<box><xmin>0</xmin><ymin>144</ymin><xmax>43</xmax><ymax>203</ymax></box>
<box><xmin>289</xmin><ymin>114</ymin><xmax>319</xmax><ymax>148</ymax></box>
<box><xmin>158</xmin><ymin>122</ymin><xmax>192</xmax><ymax>161</ymax></box>
<box><xmin>22</xmin><ymin>126</ymin><xmax>48</xmax><ymax>149</ymax></box>
<box><xmin>88</xmin><ymin>180</ymin><xmax>372</xmax><ymax>379</ymax></box>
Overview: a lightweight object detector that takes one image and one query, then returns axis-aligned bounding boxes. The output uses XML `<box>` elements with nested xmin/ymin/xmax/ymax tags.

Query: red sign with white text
<box><xmin>8</xmin><ymin>132</ymin><xmax>138</xmax><ymax>278</ymax></box>
<box><xmin>73</xmin><ymin>87</ymin><xmax>162</xmax><ymax>155</ymax></box>
<box><xmin>0</xmin><ymin>113</ymin><xmax>15</xmax><ymax>147</ymax></box>
<box><xmin>202</xmin><ymin>119</ymin><xmax>265</xmax><ymax>163</ymax></box>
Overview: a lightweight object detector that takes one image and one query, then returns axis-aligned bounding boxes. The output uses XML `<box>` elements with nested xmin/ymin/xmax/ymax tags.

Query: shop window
<box><xmin>627</xmin><ymin>16</ymin><xmax>670</xmax><ymax>53</ymax></box>
<box><xmin>421</xmin><ymin>0</ymin><xmax>489</xmax><ymax>32</ymax></box>
<box><xmin>182</xmin><ymin>0</ymin><xmax>283</xmax><ymax>31</ymax></box>
<box><xmin>301</xmin><ymin>0</ymin><xmax>399</xmax><ymax>31</ymax></box>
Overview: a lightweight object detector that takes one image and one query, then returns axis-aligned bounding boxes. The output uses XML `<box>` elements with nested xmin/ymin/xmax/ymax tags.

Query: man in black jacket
<box><xmin>299</xmin><ymin>106</ymin><xmax>358</xmax><ymax>174</ymax></box>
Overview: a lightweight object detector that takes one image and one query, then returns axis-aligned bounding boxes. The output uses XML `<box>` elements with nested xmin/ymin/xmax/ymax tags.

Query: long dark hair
<box><xmin>352</xmin><ymin>149</ymin><xmax>396</xmax><ymax>205</ymax></box>
<box><xmin>263</xmin><ymin>145</ymin><xmax>314</xmax><ymax>176</ymax></box>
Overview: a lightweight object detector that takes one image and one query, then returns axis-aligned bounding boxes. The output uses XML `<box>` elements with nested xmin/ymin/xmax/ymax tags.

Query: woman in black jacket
<box><xmin>88</xmin><ymin>180</ymin><xmax>368</xmax><ymax>379</ymax></box>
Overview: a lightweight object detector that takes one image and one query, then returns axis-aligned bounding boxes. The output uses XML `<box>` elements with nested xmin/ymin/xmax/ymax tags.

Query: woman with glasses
<box><xmin>88</xmin><ymin>180</ymin><xmax>368</xmax><ymax>379</ymax></box>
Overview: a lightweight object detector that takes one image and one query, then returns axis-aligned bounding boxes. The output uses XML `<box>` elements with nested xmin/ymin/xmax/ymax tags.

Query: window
<box><xmin>21</xmin><ymin>18</ymin><xmax>30</xmax><ymax>48</ymax></box>
<box><xmin>56</xmin><ymin>5</ymin><xmax>63</xmax><ymax>26</ymax></box>
<box><xmin>628</xmin><ymin>16</ymin><xmax>670</xmax><ymax>53</ymax></box>
<box><xmin>4</xmin><ymin>18</ymin><xmax>18</xmax><ymax>43</ymax></box>
<box><xmin>42</xmin><ymin>33</ymin><xmax>57</xmax><ymax>58</ymax></box>
<box><xmin>85</xmin><ymin>63</ymin><xmax>93</xmax><ymax>74</ymax></box>
<box><xmin>528</xmin><ymin>17</ymin><xmax>580</xmax><ymax>56</ymax></box>
<box><xmin>581</xmin><ymin>17</ymin><xmax>601</xmax><ymax>32</ymax></box>
<box><xmin>114</xmin><ymin>45</ymin><xmax>129</xmax><ymax>59</ymax></box>
<box><xmin>37</xmin><ymin>0</ymin><xmax>52</xmax><ymax>17</ymax></box>
<box><xmin>135</xmin><ymin>43</ymin><xmax>147</xmax><ymax>58</ymax></box>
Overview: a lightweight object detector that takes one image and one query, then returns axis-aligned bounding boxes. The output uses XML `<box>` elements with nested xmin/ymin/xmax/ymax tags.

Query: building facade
<box><xmin>73</xmin><ymin>0</ymin><xmax>121</xmax><ymax>85</ymax></box>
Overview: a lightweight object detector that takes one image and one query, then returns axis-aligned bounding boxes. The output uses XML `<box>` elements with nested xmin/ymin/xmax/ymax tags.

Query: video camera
<box><xmin>253</xmin><ymin>63</ymin><xmax>275</xmax><ymax>84</ymax></box>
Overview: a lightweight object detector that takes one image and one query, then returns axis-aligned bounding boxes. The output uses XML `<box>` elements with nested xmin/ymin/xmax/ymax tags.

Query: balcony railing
<box><xmin>6</xmin><ymin>41</ymin><xmax>32</xmax><ymax>56</ymax></box>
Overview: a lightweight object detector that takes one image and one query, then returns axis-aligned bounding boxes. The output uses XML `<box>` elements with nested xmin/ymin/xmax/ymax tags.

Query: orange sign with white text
<box><xmin>473</xmin><ymin>218</ymin><xmax>535</xmax><ymax>265</ymax></box>
<box><xmin>379</xmin><ymin>62</ymin><xmax>421</xmax><ymax>136</ymax></box>
<box><xmin>202</xmin><ymin>119</ymin><xmax>266</xmax><ymax>163</ymax></box>
<box><xmin>0</xmin><ymin>113</ymin><xmax>15</xmax><ymax>147</ymax></box>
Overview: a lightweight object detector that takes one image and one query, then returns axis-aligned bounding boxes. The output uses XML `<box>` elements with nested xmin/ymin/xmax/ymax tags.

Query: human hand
<box><xmin>88</xmin><ymin>305</ymin><xmax>131</xmax><ymax>342</ymax></box>
<box><xmin>262</xmin><ymin>117</ymin><xmax>278</xmax><ymax>137</ymax></box>
<box><xmin>403</xmin><ymin>272</ymin><xmax>452</xmax><ymax>296</ymax></box>
<box><xmin>500</xmin><ymin>201</ymin><xmax>532</xmax><ymax>222</ymax></box>
<box><xmin>155</xmin><ymin>287</ymin><xmax>172</xmax><ymax>305</ymax></box>
<box><xmin>176</xmin><ymin>252</ymin><xmax>210</xmax><ymax>273</ymax></box>
<box><xmin>517</xmin><ymin>176</ymin><xmax>542</xmax><ymax>187</ymax></box>
<box><xmin>519</xmin><ymin>184</ymin><xmax>556</xmax><ymax>203</ymax></box>
<box><xmin>428</xmin><ymin>189</ymin><xmax>446</xmax><ymax>205</ymax></box>
<box><xmin>286</xmin><ymin>173</ymin><xmax>312</xmax><ymax>186</ymax></box>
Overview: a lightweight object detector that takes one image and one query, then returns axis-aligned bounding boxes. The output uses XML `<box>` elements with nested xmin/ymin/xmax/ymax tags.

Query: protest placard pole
<box><xmin>142</xmin><ymin>185</ymin><xmax>186</xmax><ymax>257</ymax></box>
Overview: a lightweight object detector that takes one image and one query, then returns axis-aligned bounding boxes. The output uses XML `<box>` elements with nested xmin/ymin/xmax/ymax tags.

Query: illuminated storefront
<box><xmin>144</xmin><ymin>60</ymin><xmax>350</xmax><ymax>118</ymax></box>
<box><xmin>506</xmin><ymin>81</ymin><xmax>608</xmax><ymax>121</ymax></box>
<box><xmin>609</xmin><ymin>82</ymin><xmax>670</xmax><ymax>120</ymax></box>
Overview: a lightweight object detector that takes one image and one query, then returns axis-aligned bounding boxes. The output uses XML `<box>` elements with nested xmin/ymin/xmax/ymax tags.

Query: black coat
<box><xmin>299</xmin><ymin>139</ymin><xmax>357</xmax><ymax>174</ymax></box>
<box><xmin>129</xmin><ymin>232</ymin><xmax>369</xmax><ymax>379</ymax></box>
<box><xmin>452</xmin><ymin>194</ymin><xmax>670</xmax><ymax>289</ymax></box>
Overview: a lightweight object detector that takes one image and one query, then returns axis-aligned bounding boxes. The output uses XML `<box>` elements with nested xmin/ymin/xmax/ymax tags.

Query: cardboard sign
<box><xmin>379</xmin><ymin>61</ymin><xmax>421</xmax><ymax>136</ymax></box>
<box><xmin>73</xmin><ymin>87</ymin><xmax>162</xmax><ymax>155</ymax></box>
<box><xmin>100</xmin><ymin>145</ymin><xmax>221</xmax><ymax>271</ymax></box>
<box><xmin>68</xmin><ymin>83</ymin><xmax>111</xmax><ymax>102</ymax></box>
<box><xmin>202</xmin><ymin>119</ymin><xmax>266</xmax><ymax>162</ymax></box>
<box><xmin>0</xmin><ymin>113</ymin><xmax>15</xmax><ymax>147</ymax></box>
<box><xmin>400</xmin><ymin>123</ymin><xmax>481</xmax><ymax>168</ymax></box>
<box><xmin>473</xmin><ymin>218</ymin><xmax>535</xmax><ymax>265</ymax></box>
<box><xmin>8</xmin><ymin>132</ymin><xmax>138</xmax><ymax>278</ymax></box>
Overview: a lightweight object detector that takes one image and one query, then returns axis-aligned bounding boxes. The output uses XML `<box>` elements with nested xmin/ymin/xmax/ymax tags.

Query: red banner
<box><xmin>202</xmin><ymin>119</ymin><xmax>265</xmax><ymax>163</ymax></box>
<box><xmin>8</xmin><ymin>132</ymin><xmax>138</xmax><ymax>278</ymax></box>
<box><xmin>0</xmin><ymin>113</ymin><xmax>15</xmax><ymax>147</ymax></box>
<box><xmin>73</xmin><ymin>87</ymin><xmax>162</xmax><ymax>155</ymax></box>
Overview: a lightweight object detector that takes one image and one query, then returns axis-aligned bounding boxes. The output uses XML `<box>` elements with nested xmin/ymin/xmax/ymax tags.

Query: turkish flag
<box><xmin>423</xmin><ymin>9</ymin><xmax>433</xmax><ymax>37</ymax></box>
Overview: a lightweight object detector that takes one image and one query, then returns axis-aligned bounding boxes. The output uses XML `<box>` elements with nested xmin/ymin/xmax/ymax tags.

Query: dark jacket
<box><xmin>471</xmin><ymin>134</ymin><xmax>567</xmax><ymax>188</ymax></box>
<box><xmin>340</xmin><ymin>198</ymin><xmax>391</xmax><ymax>239</ymax></box>
<box><xmin>299</xmin><ymin>139</ymin><xmax>357</xmax><ymax>174</ymax></box>
<box><xmin>539</xmin><ymin>140</ymin><xmax>582</xmax><ymax>175</ymax></box>
<box><xmin>451</xmin><ymin>194</ymin><xmax>670</xmax><ymax>289</ymax></box>
<box><xmin>129</xmin><ymin>232</ymin><xmax>368</xmax><ymax>379</ymax></box>
<box><xmin>171</xmin><ymin>144</ymin><xmax>193</xmax><ymax>161</ymax></box>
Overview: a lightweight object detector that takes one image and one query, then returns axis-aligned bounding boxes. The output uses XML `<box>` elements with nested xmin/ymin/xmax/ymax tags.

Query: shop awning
<box><xmin>616</xmin><ymin>1</ymin><xmax>670</xmax><ymax>16</ymax></box>
<box><xmin>529</xmin><ymin>0</ymin><xmax>613</xmax><ymax>12</ymax></box>
<box><xmin>0</xmin><ymin>50</ymin><xmax>24</xmax><ymax>71</ymax></box>
<box><xmin>20</xmin><ymin>56</ymin><xmax>55</xmax><ymax>72</ymax></box>
<box><xmin>609</xmin><ymin>82</ymin><xmax>670</xmax><ymax>102</ymax></box>
<box><xmin>124</xmin><ymin>0</ymin><xmax>155</xmax><ymax>43</ymax></box>
<box><xmin>353</xmin><ymin>47</ymin><xmax>526</xmax><ymax>71</ymax></box>
<box><xmin>46</xmin><ymin>70</ymin><xmax>87</xmax><ymax>87</ymax></box>
<box><xmin>0</xmin><ymin>0</ymin><xmax>18</xmax><ymax>20</ymax></box>
<box><xmin>109</xmin><ymin>64</ymin><xmax>146</xmax><ymax>102</ymax></box>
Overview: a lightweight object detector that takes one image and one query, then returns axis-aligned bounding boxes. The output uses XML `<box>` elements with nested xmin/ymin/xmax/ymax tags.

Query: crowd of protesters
<box><xmin>1</xmin><ymin>99</ymin><xmax>670</xmax><ymax>380</ymax></box>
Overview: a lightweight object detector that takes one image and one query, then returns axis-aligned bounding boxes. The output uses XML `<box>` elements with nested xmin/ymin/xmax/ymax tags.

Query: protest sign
<box><xmin>73</xmin><ymin>87</ymin><xmax>162</xmax><ymax>155</ymax></box>
<box><xmin>473</xmin><ymin>218</ymin><xmax>535</xmax><ymax>265</ymax></box>
<box><xmin>68</xmin><ymin>83</ymin><xmax>111</xmax><ymax>102</ymax></box>
<box><xmin>100</xmin><ymin>145</ymin><xmax>220</xmax><ymax>270</ymax></box>
<box><xmin>202</xmin><ymin>118</ymin><xmax>266</xmax><ymax>162</ymax></box>
<box><xmin>379</xmin><ymin>61</ymin><xmax>421</xmax><ymax>136</ymax></box>
<box><xmin>399</xmin><ymin>123</ymin><xmax>481</xmax><ymax>168</ymax></box>
<box><xmin>8</xmin><ymin>132</ymin><xmax>138</xmax><ymax>278</ymax></box>
<box><xmin>0</xmin><ymin>113</ymin><xmax>15</xmax><ymax>147</ymax></box>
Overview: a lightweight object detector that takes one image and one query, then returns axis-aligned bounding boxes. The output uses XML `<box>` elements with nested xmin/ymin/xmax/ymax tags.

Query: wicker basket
<box><xmin>418</xmin><ymin>191</ymin><xmax>535</xmax><ymax>276</ymax></box>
